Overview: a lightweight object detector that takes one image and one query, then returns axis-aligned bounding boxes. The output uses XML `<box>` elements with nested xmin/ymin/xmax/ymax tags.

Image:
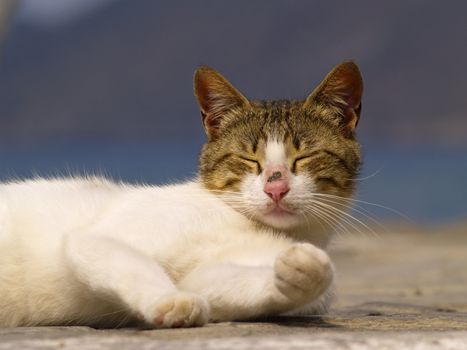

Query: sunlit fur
<box><xmin>0</xmin><ymin>62</ymin><xmax>363</xmax><ymax>328</ymax></box>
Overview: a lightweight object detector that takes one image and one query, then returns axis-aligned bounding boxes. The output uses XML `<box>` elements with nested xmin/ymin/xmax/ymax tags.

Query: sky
<box><xmin>18</xmin><ymin>0</ymin><xmax>118</xmax><ymax>27</ymax></box>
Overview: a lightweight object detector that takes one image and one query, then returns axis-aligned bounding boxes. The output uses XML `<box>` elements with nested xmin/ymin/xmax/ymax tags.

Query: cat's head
<box><xmin>195</xmin><ymin>62</ymin><xmax>363</xmax><ymax>232</ymax></box>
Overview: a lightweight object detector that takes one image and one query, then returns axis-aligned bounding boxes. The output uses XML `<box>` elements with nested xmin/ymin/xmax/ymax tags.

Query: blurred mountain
<box><xmin>0</xmin><ymin>0</ymin><xmax>466</xmax><ymax>146</ymax></box>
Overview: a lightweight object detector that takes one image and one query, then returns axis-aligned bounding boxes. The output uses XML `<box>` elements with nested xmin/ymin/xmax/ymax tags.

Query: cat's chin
<box><xmin>257</xmin><ymin>207</ymin><xmax>303</xmax><ymax>230</ymax></box>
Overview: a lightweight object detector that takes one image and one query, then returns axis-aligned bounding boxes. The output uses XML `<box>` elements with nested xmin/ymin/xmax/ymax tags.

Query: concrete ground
<box><xmin>1</xmin><ymin>224</ymin><xmax>467</xmax><ymax>349</ymax></box>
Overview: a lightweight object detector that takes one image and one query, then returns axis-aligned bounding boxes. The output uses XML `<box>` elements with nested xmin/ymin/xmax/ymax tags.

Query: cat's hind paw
<box><xmin>146</xmin><ymin>292</ymin><xmax>209</xmax><ymax>328</ymax></box>
<box><xmin>274</xmin><ymin>243</ymin><xmax>333</xmax><ymax>304</ymax></box>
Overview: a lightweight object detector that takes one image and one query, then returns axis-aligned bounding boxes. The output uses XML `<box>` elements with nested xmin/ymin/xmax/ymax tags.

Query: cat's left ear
<box><xmin>194</xmin><ymin>66</ymin><xmax>250</xmax><ymax>140</ymax></box>
<box><xmin>303</xmin><ymin>61</ymin><xmax>363</xmax><ymax>137</ymax></box>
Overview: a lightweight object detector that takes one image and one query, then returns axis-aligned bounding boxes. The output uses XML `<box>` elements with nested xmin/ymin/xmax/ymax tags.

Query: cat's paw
<box><xmin>145</xmin><ymin>292</ymin><xmax>209</xmax><ymax>328</ymax></box>
<box><xmin>273</xmin><ymin>243</ymin><xmax>333</xmax><ymax>304</ymax></box>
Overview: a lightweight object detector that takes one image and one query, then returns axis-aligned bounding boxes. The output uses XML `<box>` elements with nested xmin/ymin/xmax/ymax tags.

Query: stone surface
<box><xmin>1</xmin><ymin>226</ymin><xmax>467</xmax><ymax>349</ymax></box>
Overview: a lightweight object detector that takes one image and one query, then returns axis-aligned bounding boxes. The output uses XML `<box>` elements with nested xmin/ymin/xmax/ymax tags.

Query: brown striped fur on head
<box><xmin>194</xmin><ymin>62</ymin><xmax>363</xmax><ymax>231</ymax></box>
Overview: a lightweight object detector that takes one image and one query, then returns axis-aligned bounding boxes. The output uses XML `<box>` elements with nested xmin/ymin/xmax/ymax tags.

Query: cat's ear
<box><xmin>304</xmin><ymin>61</ymin><xmax>363</xmax><ymax>137</ymax></box>
<box><xmin>194</xmin><ymin>66</ymin><xmax>250</xmax><ymax>139</ymax></box>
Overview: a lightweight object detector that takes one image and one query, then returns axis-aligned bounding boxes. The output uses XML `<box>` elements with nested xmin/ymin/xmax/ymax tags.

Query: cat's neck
<box><xmin>248</xmin><ymin>216</ymin><xmax>331</xmax><ymax>249</ymax></box>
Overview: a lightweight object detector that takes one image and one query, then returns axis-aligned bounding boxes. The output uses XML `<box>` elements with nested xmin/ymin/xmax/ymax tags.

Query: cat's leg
<box><xmin>284</xmin><ymin>283</ymin><xmax>336</xmax><ymax>316</ymax></box>
<box><xmin>63</xmin><ymin>234</ymin><xmax>209</xmax><ymax>328</ymax></box>
<box><xmin>178</xmin><ymin>242</ymin><xmax>333</xmax><ymax>321</ymax></box>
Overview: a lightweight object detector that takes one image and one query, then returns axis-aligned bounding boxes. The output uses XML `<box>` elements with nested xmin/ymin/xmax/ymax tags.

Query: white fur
<box><xmin>0</xmin><ymin>142</ymin><xmax>337</xmax><ymax>328</ymax></box>
<box><xmin>264</xmin><ymin>140</ymin><xmax>287</xmax><ymax>166</ymax></box>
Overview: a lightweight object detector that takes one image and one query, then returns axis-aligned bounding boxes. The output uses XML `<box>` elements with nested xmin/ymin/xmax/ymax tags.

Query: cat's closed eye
<box><xmin>238</xmin><ymin>156</ymin><xmax>262</xmax><ymax>174</ymax></box>
<box><xmin>291</xmin><ymin>155</ymin><xmax>313</xmax><ymax>173</ymax></box>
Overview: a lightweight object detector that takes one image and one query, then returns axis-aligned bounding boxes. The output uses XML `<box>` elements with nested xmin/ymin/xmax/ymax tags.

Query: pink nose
<box><xmin>263</xmin><ymin>165</ymin><xmax>290</xmax><ymax>202</ymax></box>
<box><xmin>264</xmin><ymin>180</ymin><xmax>290</xmax><ymax>202</ymax></box>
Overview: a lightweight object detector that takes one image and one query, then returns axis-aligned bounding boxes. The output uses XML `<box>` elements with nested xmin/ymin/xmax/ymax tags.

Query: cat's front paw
<box><xmin>274</xmin><ymin>243</ymin><xmax>333</xmax><ymax>305</ymax></box>
<box><xmin>145</xmin><ymin>292</ymin><xmax>209</xmax><ymax>328</ymax></box>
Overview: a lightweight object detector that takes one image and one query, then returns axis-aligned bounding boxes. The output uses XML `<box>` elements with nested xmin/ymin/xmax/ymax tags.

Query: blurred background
<box><xmin>0</xmin><ymin>0</ymin><xmax>466</xmax><ymax>227</ymax></box>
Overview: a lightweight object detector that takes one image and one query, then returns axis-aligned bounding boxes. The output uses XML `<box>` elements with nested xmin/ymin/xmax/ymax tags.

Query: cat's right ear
<box><xmin>194</xmin><ymin>66</ymin><xmax>250</xmax><ymax>140</ymax></box>
<box><xmin>303</xmin><ymin>61</ymin><xmax>363</xmax><ymax>138</ymax></box>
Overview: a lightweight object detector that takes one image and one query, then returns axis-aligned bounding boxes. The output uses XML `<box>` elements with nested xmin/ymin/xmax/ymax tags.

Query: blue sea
<box><xmin>0</xmin><ymin>142</ymin><xmax>466</xmax><ymax>226</ymax></box>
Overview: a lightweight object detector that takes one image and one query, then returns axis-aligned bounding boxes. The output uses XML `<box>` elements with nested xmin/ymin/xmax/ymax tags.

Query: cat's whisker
<box><xmin>303</xmin><ymin>206</ymin><xmax>347</xmax><ymax>241</ymax></box>
<box><xmin>187</xmin><ymin>190</ymin><xmax>400</xmax><ymax>237</ymax></box>
<box><xmin>227</xmin><ymin>204</ymin><xmax>256</xmax><ymax>220</ymax></box>
<box><xmin>306</xmin><ymin>207</ymin><xmax>345</xmax><ymax>239</ymax></box>
<box><xmin>164</xmin><ymin>194</ymin><xmax>255</xmax><ymax>203</ymax></box>
<box><xmin>184</xmin><ymin>192</ymin><xmax>380</xmax><ymax>238</ymax></box>
<box><xmin>311</xmin><ymin>196</ymin><xmax>388</xmax><ymax>234</ymax></box>
<box><xmin>318</xmin><ymin>202</ymin><xmax>372</xmax><ymax>237</ymax></box>
<box><xmin>204</xmin><ymin>189</ymin><xmax>246</xmax><ymax>196</ymax></box>
<box><xmin>308</xmin><ymin>200</ymin><xmax>364</xmax><ymax>235</ymax></box>
<box><xmin>312</xmin><ymin>193</ymin><xmax>412</xmax><ymax>222</ymax></box>
<box><xmin>299</xmin><ymin>210</ymin><xmax>327</xmax><ymax>233</ymax></box>
<box><xmin>311</xmin><ymin>199</ymin><xmax>378</xmax><ymax>238</ymax></box>
<box><xmin>296</xmin><ymin>192</ymin><xmax>409</xmax><ymax>237</ymax></box>
<box><xmin>302</xmin><ymin>203</ymin><xmax>349</xmax><ymax>237</ymax></box>
<box><xmin>306</xmin><ymin>204</ymin><xmax>353</xmax><ymax>236</ymax></box>
<box><xmin>346</xmin><ymin>169</ymin><xmax>381</xmax><ymax>182</ymax></box>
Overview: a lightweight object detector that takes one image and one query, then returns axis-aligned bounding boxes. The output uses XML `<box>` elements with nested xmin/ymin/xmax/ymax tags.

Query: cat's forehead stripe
<box><xmin>265</xmin><ymin>140</ymin><xmax>287</xmax><ymax>165</ymax></box>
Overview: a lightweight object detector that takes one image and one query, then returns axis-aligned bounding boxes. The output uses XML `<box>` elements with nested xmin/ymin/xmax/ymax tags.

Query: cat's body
<box><xmin>0</xmin><ymin>178</ymin><xmax>329</xmax><ymax>327</ymax></box>
<box><xmin>0</xmin><ymin>62</ymin><xmax>363</xmax><ymax>328</ymax></box>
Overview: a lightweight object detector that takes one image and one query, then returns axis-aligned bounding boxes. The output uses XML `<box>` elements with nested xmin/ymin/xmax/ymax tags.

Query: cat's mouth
<box><xmin>257</xmin><ymin>202</ymin><xmax>305</xmax><ymax>229</ymax></box>
<box><xmin>263</xmin><ymin>204</ymin><xmax>296</xmax><ymax>218</ymax></box>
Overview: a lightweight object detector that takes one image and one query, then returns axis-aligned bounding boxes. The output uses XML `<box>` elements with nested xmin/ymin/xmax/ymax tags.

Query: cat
<box><xmin>0</xmin><ymin>61</ymin><xmax>363</xmax><ymax>328</ymax></box>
